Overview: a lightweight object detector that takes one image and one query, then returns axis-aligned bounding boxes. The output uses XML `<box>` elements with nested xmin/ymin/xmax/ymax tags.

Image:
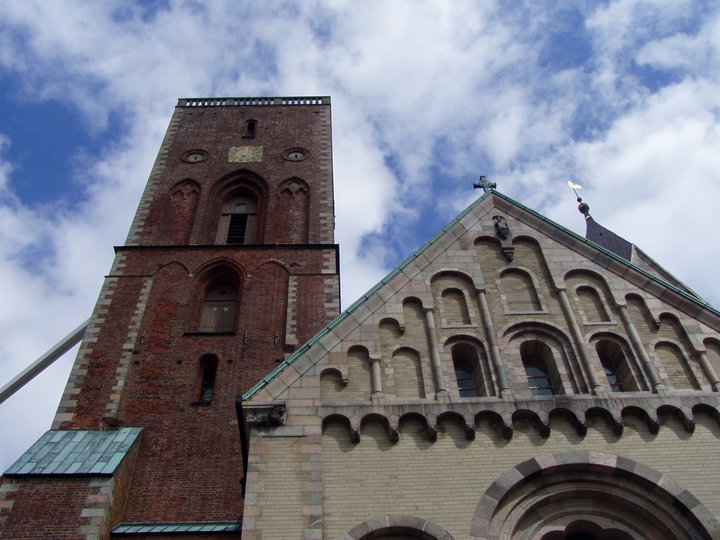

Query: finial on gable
<box><xmin>568</xmin><ymin>181</ymin><xmax>590</xmax><ymax>218</ymax></box>
<box><xmin>474</xmin><ymin>175</ymin><xmax>496</xmax><ymax>193</ymax></box>
<box><xmin>568</xmin><ymin>180</ymin><xmax>633</xmax><ymax>261</ymax></box>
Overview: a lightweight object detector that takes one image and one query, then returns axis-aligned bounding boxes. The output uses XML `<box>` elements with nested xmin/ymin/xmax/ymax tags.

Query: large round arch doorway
<box><xmin>470</xmin><ymin>451</ymin><xmax>719</xmax><ymax>539</ymax></box>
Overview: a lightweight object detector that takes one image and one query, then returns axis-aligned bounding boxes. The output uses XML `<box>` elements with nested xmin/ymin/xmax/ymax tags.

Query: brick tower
<box><xmin>0</xmin><ymin>97</ymin><xmax>340</xmax><ymax>538</ymax></box>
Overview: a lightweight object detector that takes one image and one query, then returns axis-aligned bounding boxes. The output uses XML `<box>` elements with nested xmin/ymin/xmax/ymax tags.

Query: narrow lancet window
<box><xmin>197</xmin><ymin>356</ymin><xmax>218</xmax><ymax>403</ymax></box>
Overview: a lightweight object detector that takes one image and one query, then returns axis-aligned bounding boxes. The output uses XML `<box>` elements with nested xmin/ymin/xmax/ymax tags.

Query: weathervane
<box><xmin>474</xmin><ymin>175</ymin><xmax>496</xmax><ymax>193</ymax></box>
<box><xmin>568</xmin><ymin>180</ymin><xmax>591</xmax><ymax>218</ymax></box>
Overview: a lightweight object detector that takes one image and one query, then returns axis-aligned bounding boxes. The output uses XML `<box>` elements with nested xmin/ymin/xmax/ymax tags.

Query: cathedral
<box><xmin>1</xmin><ymin>97</ymin><xmax>719</xmax><ymax>539</ymax></box>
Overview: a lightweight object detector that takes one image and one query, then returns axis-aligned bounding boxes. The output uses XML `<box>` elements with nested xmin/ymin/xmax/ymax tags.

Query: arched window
<box><xmin>216</xmin><ymin>195</ymin><xmax>257</xmax><ymax>244</ymax></box>
<box><xmin>452</xmin><ymin>343</ymin><xmax>480</xmax><ymax>397</ymax></box>
<box><xmin>196</xmin><ymin>355</ymin><xmax>218</xmax><ymax>404</ymax></box>
<box><xmin>600</xmin><ymin>357</ymin><xmax>623</xmax><ymax>392</ymax></box>
<box><xmin>595</xmin><ymin>339</ymin><xmax>638</xmax><ymax>392</ymax></box>
<box><xmin>199</xmin><ymin>283</ymin><xmax>238</xmax><ymax>333</ymax></box>
<box><xmin>523</xmin><ymin>355</ymin><xmax>554</xmax><ymax>395</ymax></box>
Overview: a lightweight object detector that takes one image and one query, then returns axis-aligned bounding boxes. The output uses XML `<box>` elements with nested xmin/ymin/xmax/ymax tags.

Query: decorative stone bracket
<box><xmin>246</xmin><ymin>404</ymin><xmax>286</xmax><ymax>427</ymax></box>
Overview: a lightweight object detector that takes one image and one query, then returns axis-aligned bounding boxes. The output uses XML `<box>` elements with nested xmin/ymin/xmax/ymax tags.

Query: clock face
<box><xmin>283</xmin><ymin>148</ymin><xmax>309</xmax><ymax>162</ymax></box>
<box><xmin>182</xmin><ymin>150</ymin><xmax>208</xmax><ymax>163</ymax></box>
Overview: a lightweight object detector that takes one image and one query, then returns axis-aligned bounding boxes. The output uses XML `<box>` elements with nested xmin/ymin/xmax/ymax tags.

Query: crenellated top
<box><xmin>178</xmin><ymin>96</ymin><xmax>330</xmax><ymax>107</ymax></box>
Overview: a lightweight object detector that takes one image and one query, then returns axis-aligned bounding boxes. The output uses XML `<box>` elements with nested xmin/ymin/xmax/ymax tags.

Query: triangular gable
<box><xmin>243</xmin><ymin>189</ymin><xmax>720</xmax><ymax>403</ymax></box>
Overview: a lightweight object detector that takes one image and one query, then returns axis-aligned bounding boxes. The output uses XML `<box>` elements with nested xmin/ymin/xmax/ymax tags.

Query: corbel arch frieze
<box><xmin>438</xmin><ymin>410</ymin><xmax>476</xmax><ymax>440</ymax></box>
<box><xmin>316</xmin><ymin>395</ymin><xmax>720</xmax><ymax>445</ymax></box>
<box><xmin>656</xmin><ymin>403</ymin><xmax>695</xmax><ymax>433</ymax></box>
<box><xmin>511</xmin><ymin>408</ymin><xmax>550</xmax><ymax>438</ymax></box>
<box><xmin>621</xmin><ymin>405</ymin><xmax>660</xmax><ymax>434</ymax></box>
<box><xmin>585</xmin><ymin>406</ymin><xmax>624</xmax><ymax>436</ymax></box>
<box><xmin>549</xmin><ymin>407</ymin><xmax>587</xmax><ymax>436</ymax></box>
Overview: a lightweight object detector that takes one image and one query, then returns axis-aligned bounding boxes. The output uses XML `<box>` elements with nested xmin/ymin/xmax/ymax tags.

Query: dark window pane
<box><xmin>523</xmin><ymin>355</ymin><xmax>554</xmax><ymax>395</ymax></box>
<box><xmin>227</xmin><ymin>214</ymin><xmax>249</xmax><ymax>244</ymax></box>
<box><xmin>601</xmin><ymin>357</ymin><xmax>624</xmax><ymax>392</ymax></box>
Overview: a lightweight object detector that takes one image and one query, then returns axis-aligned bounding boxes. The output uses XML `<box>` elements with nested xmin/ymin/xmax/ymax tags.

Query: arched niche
<box><xmin>276</xmin><ymin>177</ymin><xmax>310</xmax><ymax>243</ymax></box>
<box><xmin>343</xmin><ymin>345</ymin><xmax>373</xmax><ymax>401</ymax></box>
<box><xmin>654</xmin><ymin>341</ymin><xmax>700</xmax><ymax>390</ymax></box>
<box><xmin>704</xmin><ymin>338</ymin><xmax>720</xmax><ymax>376</ymax></box>
<box><xmin>499</xmin><ymin>268</ymin><xmax>543</xmax><ymax>313</ymax></box>
<box><xmin>391</xmin><ymin>347</ymin><xmax>425</xmax><ymax>399</ymax></box>
<box><xmin>576</xmin><ymin>285</ymin><xmax>610</xmax><ymax>323</ymax></box>
<box><xmin>430</xmin><ymin>271</ymin><xmax>476</xmax><ymax>327</ymax></box>
<box><xmin>162</xmin><ymin>179</ymin><xmax>200</xmax><ymax>244</ymax></box>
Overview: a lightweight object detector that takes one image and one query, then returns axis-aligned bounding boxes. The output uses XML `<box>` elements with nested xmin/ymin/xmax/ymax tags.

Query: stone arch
<box><xmin>202</xmin><ymin>169</ymin><xmax>268</xmax><ymax>244</ymax></box>
<box><xmin>276</xmin><ymin>177</ymin><xmax>310</xmax><ymax>242</ymax></box>
<box><xmin>344</xmin><ymin>515</ymin><xmax>455</xmax><ymax>540</ymax></box>
<box><xmin>504</xmin><ymin>322</ymin><xmax>582</xmax><ymax>394</ymax></box>
<box><xmin>470</xmin><ymin>451</ymin><xmax>718</xmax><ymax>540</ymax></box>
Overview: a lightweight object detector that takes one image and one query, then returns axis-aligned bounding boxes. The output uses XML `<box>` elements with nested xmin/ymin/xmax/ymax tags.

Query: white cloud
<box><xmin>1</xmin><ymin>0</ymin><xmax>720</xmax><ymax>471</ymax></box>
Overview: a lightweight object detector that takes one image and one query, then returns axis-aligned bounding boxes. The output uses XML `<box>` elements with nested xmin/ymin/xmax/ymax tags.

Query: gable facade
<box><xmin>241</xmin><ymin>191</ymin><xmax>720</xmax><ymax>540</ymax></box>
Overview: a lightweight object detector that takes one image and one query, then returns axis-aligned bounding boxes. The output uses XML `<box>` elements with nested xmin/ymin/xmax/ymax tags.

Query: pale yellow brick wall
<box><xmin>247</xmin><ymin>437</ymin><xmax>307</xmax><ymax>539</ymax></box>
<box><xmin>321</xmin><ymin>412</ymin><xmax>720</xmax><ymax>540</ymax></box>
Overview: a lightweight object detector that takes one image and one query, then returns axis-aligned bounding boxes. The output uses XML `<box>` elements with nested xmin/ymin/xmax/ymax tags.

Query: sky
<box><xmin>0</xmin><ymin>0</ymin><xmax>719</xmax><ymax>472</ymax></box>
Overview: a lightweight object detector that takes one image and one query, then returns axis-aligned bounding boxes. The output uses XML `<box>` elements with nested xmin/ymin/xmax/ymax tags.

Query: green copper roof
<box><xmin>112</xmin><ymin>521</ymin><xmax>242</xmax><ymax>534</ymax></box>
<box><xmin>4</xmin><ymin>427</ymin><xmax>142</xmax><ymax>476</ymax></box>
<box><xmin>242</xmin><ymin>189</ymin><xmax>720</xmax><ymax>401</ymax></box>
